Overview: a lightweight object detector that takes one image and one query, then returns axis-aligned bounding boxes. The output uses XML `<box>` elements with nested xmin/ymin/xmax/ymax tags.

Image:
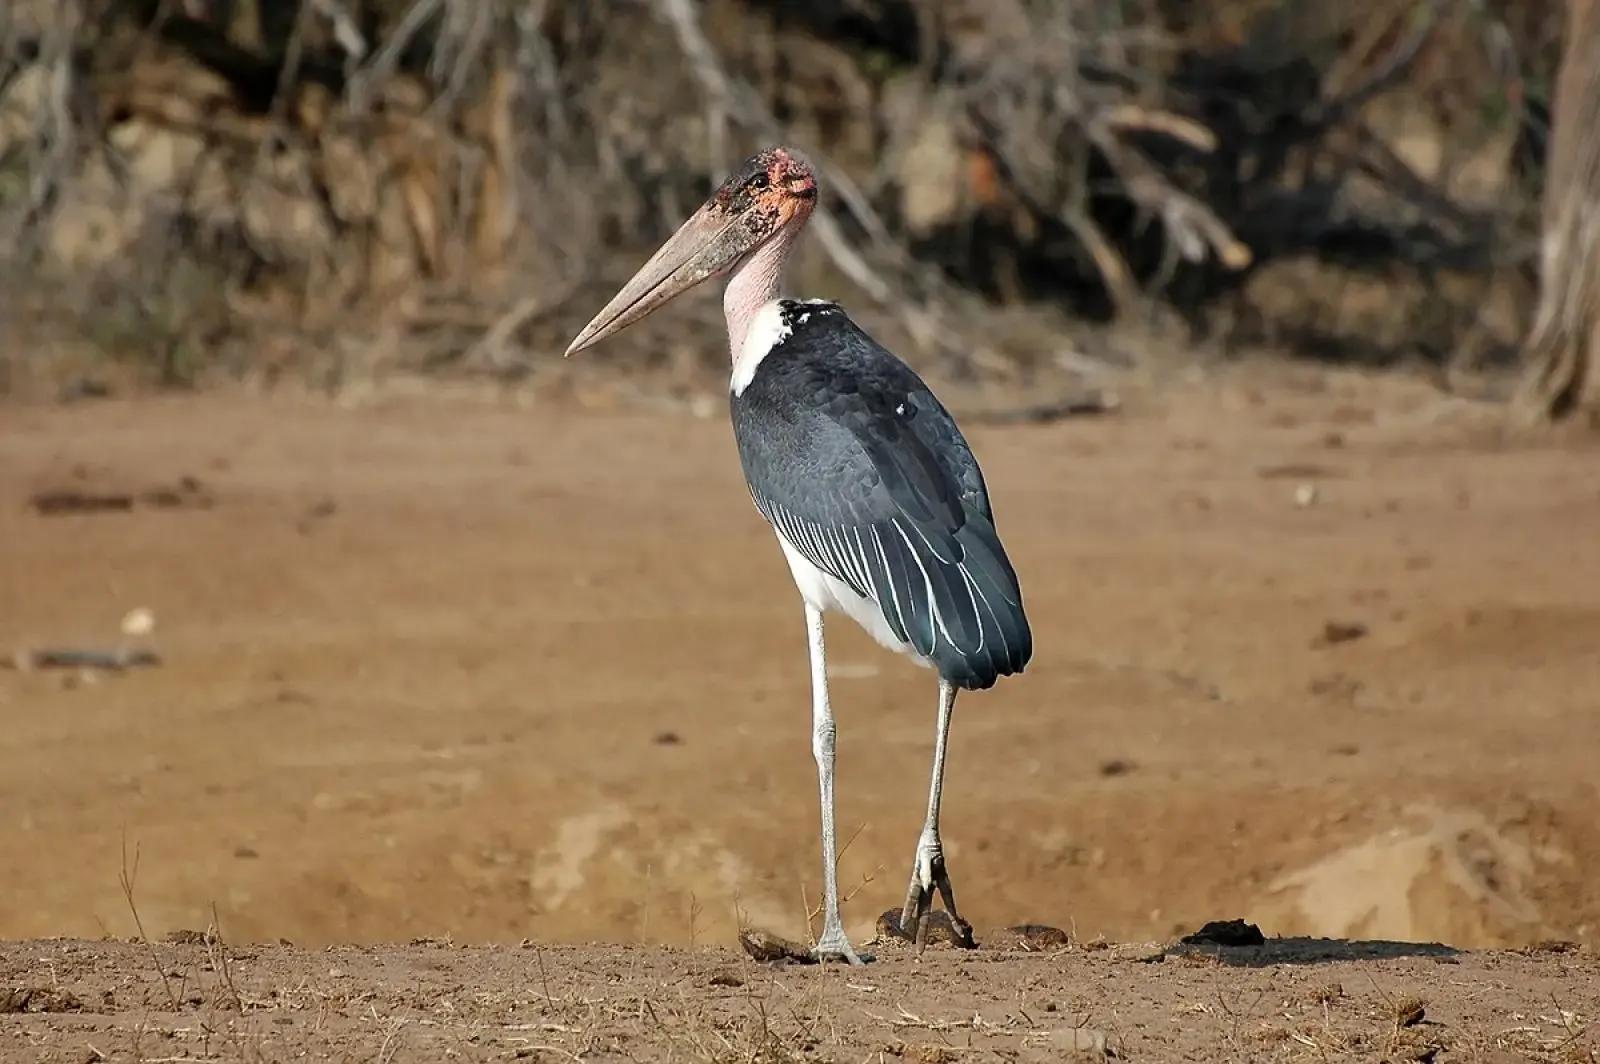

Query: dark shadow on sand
<box><xmin>1149</xmin><ymin>936</ymin><xmax>1463</xmax><ymax>968</ymax></box>
<box><xmin>1126</xmin><ymin>920</ymin><xmax>1464</xmax><ymax>968</ymax></box>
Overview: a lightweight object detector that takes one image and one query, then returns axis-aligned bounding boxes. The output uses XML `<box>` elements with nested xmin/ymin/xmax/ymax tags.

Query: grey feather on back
<box><xmin>730</xmin><ymin>301</ymin><xmax>1031</xmax><ymax>690</ymax></box>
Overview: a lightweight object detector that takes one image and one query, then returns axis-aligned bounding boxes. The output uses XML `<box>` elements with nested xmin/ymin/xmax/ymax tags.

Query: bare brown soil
<box><xmin>2</xmin><ymin>360</ymin><xmax>1598</xmax><ymax>1060</ymax></box>
<box><xmin>2</xmin><ymin>936</ymin><xmax>1594</xmax><ymax>1062</ymax></box>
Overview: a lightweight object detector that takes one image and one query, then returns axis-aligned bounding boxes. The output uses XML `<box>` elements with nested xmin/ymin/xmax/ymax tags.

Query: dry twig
<box><xmin>650</xmin><ymin>0</ymin><xmax>961</xmax><ymax>365</ymax></box>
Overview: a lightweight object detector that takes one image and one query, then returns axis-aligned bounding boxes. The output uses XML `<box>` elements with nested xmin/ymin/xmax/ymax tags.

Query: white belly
<box><xmin>774</xmin><ymin>533</ymin><xmax>929</xmax><ymax>666</ymax></box>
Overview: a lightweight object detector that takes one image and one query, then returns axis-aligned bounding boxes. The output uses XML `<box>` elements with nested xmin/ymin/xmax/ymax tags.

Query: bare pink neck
<box><xmin>723</xmin><ymin>220</ymin><xmax>802</xmax><ymax>358</ymax></box>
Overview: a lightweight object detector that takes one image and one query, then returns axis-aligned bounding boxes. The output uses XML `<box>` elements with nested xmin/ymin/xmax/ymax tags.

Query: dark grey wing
<box><xmin>730</xmin><ymin>305</ymin><xmax>1031</xmax><ymax>690</ymax></box>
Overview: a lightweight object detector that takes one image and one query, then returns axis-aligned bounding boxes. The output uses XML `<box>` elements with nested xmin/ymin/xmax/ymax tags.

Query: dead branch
<box><xmin>2</xmin><ymin>0</ymin><xmax>80</xmax><ymax>248</ymax></box>
<box><xmin>1097</xmin><ymin>104</ymin><xmax>1217</xmax><ymax>153</ymax></box>
<box><xmin>0</xmin><ymin>0</ymin><xmax>1551</xmax><ymax>396</ymax></box>
<box><xmin>1314</xmin><ymin>0</ymin><xmax>1449</xmax><ymax>132</ymax></box>
<box><xmin>652</xmin><ymin>0</ymin><xmax>891</xmax><ymax>249</ymax></box>
<box><xmin>942</xmin><ymin>8</ymin><xmax>1258</xmax><ymax>327</ymax></box>
<box><xmin>459</xmin><ymin>281</ymin><xmax>583</xmax><ymax>370</ymax></box>
<box><xmin>107</xmin><ymin>0</ymin><xmax>349</xmax><ymax>112</ymax></box>
<box><xmin>955</xmin><ymin>390</ymin><xmax>1121</xmax><ymax>426</ymax></box>
<box><xmin>7</xmin><ymin>648</ymin><xmax>162</xmax><ymax>672</ymax></box>
<box><xmin>651</xmin><ymin>0</ymin><xmax>895</xmax><ymax>251</ymax></box>
<box><xmin>346</xmin><ymin>0</ymin><xmax>442</xmax><ymax>111</ymax></box>
<box><xmin>306</xmin><ymin>0</ymin><xmax>366</xmax><ymax>63</ymax></box>
<box><xmin>1059</xmin><ymin>206</ymin><xmax>1138</xmax><ymax>318</ymax></box>
<box><xmin>1510</xmin><ymin>0</ymin><xmax>1600</xmax><ymax>427</ymax></box>
<box><xmin>1084</xmin><ymin>116</ymin><xmax>1252</xmax><ymax>271</ymax></box>
<box><xmin>650</xmin><ymin>0</ymin><xmax>958</xmax><ymax>366</ymax></box>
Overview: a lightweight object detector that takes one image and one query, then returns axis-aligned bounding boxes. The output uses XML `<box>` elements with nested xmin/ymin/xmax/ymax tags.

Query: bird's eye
<box><xmin>747</xmin><ymin>172</ymin><xmax>770</xmax><ymax>191</ymax></box>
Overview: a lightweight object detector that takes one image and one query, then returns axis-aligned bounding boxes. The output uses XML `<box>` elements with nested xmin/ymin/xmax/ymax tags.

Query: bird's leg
<box><xmin>804</xmin><ymin>603</ymin><xmax>872</xmax><ymax>966</ymax></box>
<box><xmin>899</xmin><ymin>678</ymin><xmax>972</xmax><ymax>951</ymax></box>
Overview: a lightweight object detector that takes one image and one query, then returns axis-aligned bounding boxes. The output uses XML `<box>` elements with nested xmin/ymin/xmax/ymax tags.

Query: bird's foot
<box><xmin>812</xmin><ymin>924</ymin><xmax>873</xmax><ymax>966</ymax></box>
<box><xmin>898</xmin><ymin>832</ymin><xmax>975</xmax><ymax>952</ymax></box>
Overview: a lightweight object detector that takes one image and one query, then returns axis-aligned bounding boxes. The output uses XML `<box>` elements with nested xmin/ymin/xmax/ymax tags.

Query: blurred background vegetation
<box><xmin>0</xmin><ymin>0</ymin><xmax>1562</xmax><ymax>404</ymax></box>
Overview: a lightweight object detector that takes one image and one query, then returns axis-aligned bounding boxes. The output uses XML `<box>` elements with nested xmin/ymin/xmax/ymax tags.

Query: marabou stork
<box><xmin>565</xmin><ymin>147</ymin><xmax>1032</xmax><ymax>965</ymax></box>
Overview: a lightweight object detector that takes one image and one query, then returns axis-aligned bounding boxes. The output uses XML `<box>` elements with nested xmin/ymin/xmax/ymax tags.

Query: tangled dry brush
<box><xmin>0</xmin><ymin>0</ymin><xmax>1561</xmax><ymax>396</ymax></box>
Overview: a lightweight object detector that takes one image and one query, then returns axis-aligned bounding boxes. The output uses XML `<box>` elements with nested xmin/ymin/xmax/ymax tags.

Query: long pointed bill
<box><xmin>565</xmin><ymin>202</ymin><xmax>758</xmax><ymax>357</ymax></box>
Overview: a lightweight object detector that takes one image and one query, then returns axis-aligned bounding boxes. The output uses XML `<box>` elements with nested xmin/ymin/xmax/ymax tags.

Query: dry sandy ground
<box><xmin>2</xmin><ymin>936</ymin><xmax>1594</xmax><ymax>1063</ymax></box>
<box><xmin>1</xmin><ymin>361</ymin><xmax>1598</xmax><ymax>1060</ymax></box>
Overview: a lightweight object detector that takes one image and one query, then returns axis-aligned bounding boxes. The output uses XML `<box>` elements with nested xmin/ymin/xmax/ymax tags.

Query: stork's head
<box><xmin>565</xmin><ymin>147</ymin><xmax>817</xmax><ymax>356</ymax></box>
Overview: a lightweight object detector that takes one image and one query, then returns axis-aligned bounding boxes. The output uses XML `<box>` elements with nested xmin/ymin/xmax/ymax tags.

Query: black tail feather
<box><xmin>934</xmin><ymin>511</ymin><xmax>1031</xmax><ymax>690</ymax></box>
<box><xmin>872</xmin><ymin>507</ymin><xmax>1030</xmax><ymax>692</ymax></box>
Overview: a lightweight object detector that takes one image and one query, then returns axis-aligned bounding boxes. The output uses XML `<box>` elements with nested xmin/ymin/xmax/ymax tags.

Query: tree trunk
<box><xmin>1512</xmin><ymin>0</ymin><xmax>1600</xmax><ymax>428</ymax></box>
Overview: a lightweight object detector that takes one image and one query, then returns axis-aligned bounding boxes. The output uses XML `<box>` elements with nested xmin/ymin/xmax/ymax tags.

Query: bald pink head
<box><xmin>709</xmin><ymin>147</ymin><xmax>818</xmax><ymax>219</ymax></box>
<box><xmin>565</xmin><ymin>147</ymin><xmax>819</xmax><ymax>358</ymax></box>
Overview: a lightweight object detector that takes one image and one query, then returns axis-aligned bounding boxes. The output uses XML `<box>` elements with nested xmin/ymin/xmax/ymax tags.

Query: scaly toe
<box><xmin>812</xmin><ymin>931</ymin><xmax>873</xmax><ymax>966</ymax></box>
